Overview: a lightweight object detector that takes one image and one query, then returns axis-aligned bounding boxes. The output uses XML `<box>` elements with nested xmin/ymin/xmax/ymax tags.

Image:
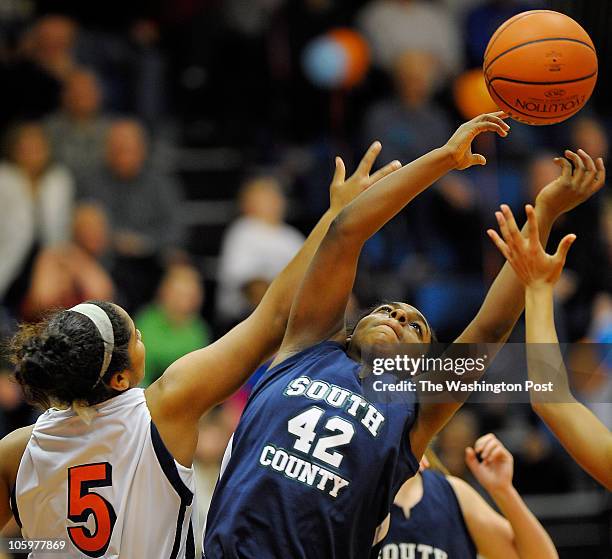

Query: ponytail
<box><xmin>9</xmin><ymin>301</ymin><xmax>132</xmax><ymax>413</ymax></box>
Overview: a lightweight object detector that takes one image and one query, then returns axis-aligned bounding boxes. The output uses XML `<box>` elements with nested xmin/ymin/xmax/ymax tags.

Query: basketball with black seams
<box><xmin>483</xmin><ymin>10</ymin><xmax>597</xmax><ymax>125</ymax></box>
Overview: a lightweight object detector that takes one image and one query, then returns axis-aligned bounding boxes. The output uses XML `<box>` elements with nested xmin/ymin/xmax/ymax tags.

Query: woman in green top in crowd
<box><xmin>136</xmin><ymin>264</ymin><xmax>211</xmax><ymax>385</ymax></box>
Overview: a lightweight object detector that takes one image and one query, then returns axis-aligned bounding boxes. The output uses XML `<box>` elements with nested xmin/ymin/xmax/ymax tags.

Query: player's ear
<box><xmin>108</xmin><ymin>371</ymin><xmax>131</xmax><ymax>392</ymax></box>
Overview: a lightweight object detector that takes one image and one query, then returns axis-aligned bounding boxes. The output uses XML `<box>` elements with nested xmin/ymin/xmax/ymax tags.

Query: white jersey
<box><xmin>12</xmin><ymin>389</ymin><xmax>197</xmax><ymax>559</ymax></box>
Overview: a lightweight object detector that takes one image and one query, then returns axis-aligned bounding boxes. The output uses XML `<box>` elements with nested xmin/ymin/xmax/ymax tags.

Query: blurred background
<box><xmin>0</xmin><ymin>0</ymin><xmax>609</xmax><ymax>557</ymax></box>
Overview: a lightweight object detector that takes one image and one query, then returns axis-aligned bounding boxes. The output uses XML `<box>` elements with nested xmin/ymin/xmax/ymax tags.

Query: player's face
<box><xmin>129</xmin><ymin>323</ymin><xmax>146</xmax><ymax>386</ymax></box>
<box><xmin>114</xmin><ymin>305</ymin><xmax>146</xmax><ymax>386</ymax></box>
<box><xmin>349</xmin><ymin>302</ymin><xmax>432</xmax><ymax>351</ymax></box>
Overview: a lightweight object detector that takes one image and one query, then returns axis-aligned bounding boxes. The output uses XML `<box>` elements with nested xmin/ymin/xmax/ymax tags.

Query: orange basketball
<box><xmin>483</xmin><ymin>10</ymin><xmax>597</xmax><ymax>125</ymax></box>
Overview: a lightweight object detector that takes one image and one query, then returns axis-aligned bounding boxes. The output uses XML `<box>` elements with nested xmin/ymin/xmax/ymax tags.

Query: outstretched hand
<box><xmin>444</xmin><ymin>112</ymin><xmax>509</xmax><ymax>170</ymax></box>
<box><xmin>535</xmin><ymin>148</ymin><xmax>606</xmax><ymax>218</ymax></box>
<box><xmin>465</xmin><ymin>433</ymin><xmax>513</xmax><ymax>494</ymax></box>
<box><xmin>487</xmin><ymin>204</ymin><xmax>576</xmax><ymax>287</ymax></box>
<box><xmin>329</xmin><ymin>142</ymin><xmax>402</xmax><ymax>213</ymax></box>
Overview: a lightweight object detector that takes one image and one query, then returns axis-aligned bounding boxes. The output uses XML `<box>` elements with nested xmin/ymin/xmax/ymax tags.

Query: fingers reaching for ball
<box><xmin>572</xmin><ymin>149</ymin><xmax>606</xmax><ymax>193</ymax></box>
<box><xmin>487</xmin><ymin>203</ymin><xmax>576</xmax><ymax>287</ymax></box>
<box><xmin>537</xmin><ymin>148</ymin><xmax>605</xmax><ymax>217</ymax></box>
<box><xmin>445</xmin><ymin>112</ymin><xmax>512</xmax><ymax>170</ymax></box>
<box><xmin>480</xmin><ymin>112</ymin><xmax>511</xmax><ymax>129</ymax></box>
<box><xmin>557</xmin><ymin>148</ymin><xmax>605</xmax><ymax>194</ymax></box>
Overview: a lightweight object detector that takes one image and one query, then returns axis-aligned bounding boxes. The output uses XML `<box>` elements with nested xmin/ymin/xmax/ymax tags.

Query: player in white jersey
<box><xmin>0</xmin><ymin>145</ymin><xmax>402</xmax><ymax>558</ymax></box>
<box><xmin>16</xmin><ymin>383</ymin><xmax>196</xmax><ymax>558</ymax></box>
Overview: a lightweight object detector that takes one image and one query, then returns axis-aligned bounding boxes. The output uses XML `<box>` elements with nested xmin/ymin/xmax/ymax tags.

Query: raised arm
<box><xmin>459</xmin><ymin>149</ymin><xmax>606</xmax><ymax>344</ymax></box>
<box><xmin>275</xmin><ymin>113</ymin><xmax>509</xmax><ymax>359</ymax></box>
<box><xmin>449</xmin><ymin>434</ymin><xmax>557</xmax><ymax>559</ymax></box>
<box><xmin>489</xmin><ymin>204</ymin><xmax>612</xmax><ymax>490</ymax></box>
<box><xmin>144</xmin><ymin>145</ymin><xmax>401</xmax><ymax>451</ymax></box>
<box><xmin>411</xmin><ymin>150</ymin><xmax>606</xmax><ymax>457</ymax></box>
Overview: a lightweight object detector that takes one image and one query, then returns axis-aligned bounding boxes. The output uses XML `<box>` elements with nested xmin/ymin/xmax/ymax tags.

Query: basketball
<box><xmin>483</xmin><ymin>10</ymin><xmax>598</xmax><ymax>125</ymax></box>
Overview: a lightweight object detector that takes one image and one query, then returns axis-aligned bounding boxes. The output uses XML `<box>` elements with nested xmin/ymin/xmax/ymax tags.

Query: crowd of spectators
<box><xmin>0</xmin><ymin>0</ymin><xmax>610</xmax><ymax>543</ymax></box>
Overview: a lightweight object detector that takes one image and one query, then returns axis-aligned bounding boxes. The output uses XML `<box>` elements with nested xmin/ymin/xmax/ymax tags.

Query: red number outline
<box><xmin>67</xmin><ymin>463</ymin><xmax>116</xmax><ymax>557</ymax></box>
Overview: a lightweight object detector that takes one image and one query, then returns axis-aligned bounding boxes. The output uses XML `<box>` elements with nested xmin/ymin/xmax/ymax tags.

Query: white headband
<box><xmin>69</xmin><ymin>303</ymin><xmax>115</xmax><ymax>379</ymax></box>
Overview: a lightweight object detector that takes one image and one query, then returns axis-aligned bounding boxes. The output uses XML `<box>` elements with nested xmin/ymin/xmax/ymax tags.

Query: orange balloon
<box><xmin>454</xmin><ymin>69</ymin><xmax>498</xmax><ymax>120</ymax></box>
<box><xmin>329</xmin><ymin>28</ymin><xmax>370</xmax><ymax>88</ymax></box>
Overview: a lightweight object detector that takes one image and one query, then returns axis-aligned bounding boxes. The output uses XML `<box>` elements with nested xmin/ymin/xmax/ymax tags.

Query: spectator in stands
<box><xmin>79</xmin><ymin>118</ymin><xmax>184</xmax><ymax>259</ymax></box>
<box><xmin>362</xmin><ymin>49</ymin><xmax>453</xmax><ymax>165</ymax></box>
<box><xmin>70</xmin><ymin>202</ymin><xmax>116</xmax><ymax>295</ymax></box>
<box><xmin>357</xmin><ymin>0</ymin><xmax>462</xmax><ymax>80</ymax></box>
<box><xmin>0</xmin><ymin>122</ymin><xmax>72</xmax><ymax>305</ymax></box>
<box><xmin>24</xmin><ymin>14</ymin><xmax>77</xmax><ymax>81</ymax></box>
<box><xmin>78</xmin><ymin>118</ymin><xmax>186</xmax><ymax>311</ymax></box>
<box><xmin>45</xmin><ymin>68</ymin><xmax>111</xmax><ymax>180</ymax></box>
<box><xmin>0</xmin><ymin>123</ymin><xmax>113</xmax><ymax>319</ymax></box>
<box><xmin>34</xmin><ymin>4</ymin><xmax>168</xmax><ymax>123</ymax></box>
<box><xmin>72</xmin><ymin>202</ymin><xmax>112</xmax><ymax>263</ymax></box>
<box><xmin>136</xmin><ymin>264</ymin><xmax>211</xmax><ymax>386</ymax></box>
<box><xmin>216</xmin><ymin>175</ymin><xmax>304</xmax><ymax>327</ymax></box>
<box><xmin>0</xmin><ymin>15</ymin><xmax>78</xmax><ymax>130</ymax></box>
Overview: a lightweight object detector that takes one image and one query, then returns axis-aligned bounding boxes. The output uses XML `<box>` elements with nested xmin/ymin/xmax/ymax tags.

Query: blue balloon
<box><xmin>302</xmin><ymin>36</ymin><xmax>348</xmax><ymax>88</ymax></box>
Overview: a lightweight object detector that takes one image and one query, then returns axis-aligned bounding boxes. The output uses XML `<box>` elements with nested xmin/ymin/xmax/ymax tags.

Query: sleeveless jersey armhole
<box><xmin>401</xmin><ymin>401</ymin><xmax>421</xmax><ymax>476</ymax></box>
<box><xmin>443</xmin><ymin>474</ymin><xmax>478</xmax><ymax>554</ymax></box>
<box><xmin>150</xmin><ymin>421</ymin><xmax>196</xmax><ymax>559</ymax></box>
<box><xmin>9</xmin><ymin>484</ymin><xmax>22</xmax><ymax>528</ymax></box>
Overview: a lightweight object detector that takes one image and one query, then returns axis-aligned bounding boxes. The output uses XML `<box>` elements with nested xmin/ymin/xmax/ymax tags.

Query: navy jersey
<box><xmin>379</xmin><ymin>470</ymin><xmax>477</xmax><ymax>559</ymax></box>
<box><xmin>204</xmin><ymin>341</ymin><xmax>419</xmax><ymax>559</ymax></box>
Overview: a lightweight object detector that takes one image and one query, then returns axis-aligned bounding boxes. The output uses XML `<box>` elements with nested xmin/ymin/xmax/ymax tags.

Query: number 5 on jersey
<box><xmin>288</xmin><ymin>407</ymin><xmax>355</xmax><ymax>468</ymax></box>
<box><xmin>67</xmin><ymin>463</ymin><xmax>117</xmax><ymax>557</ymax></box>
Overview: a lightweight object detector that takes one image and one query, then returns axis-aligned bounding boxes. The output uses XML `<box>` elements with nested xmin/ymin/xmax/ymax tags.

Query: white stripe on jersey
<box><xmin>218</xmin><ymin>434</ymin><xmax>234</xmax><ymax>481</ymax></box>
<box><xmin>201</xmin><ymin>433</ymin><xmax>234</xmax><ymax>546</ymax></box>
<box><xmin>14</xmin><ymin>389</ymin><xmax>197</xmax><ymax>558</ymax></box>
<box><xmin>372</xmin><ymin>513</ymin><xmax>391</xmax><ymax>547</ymax></box>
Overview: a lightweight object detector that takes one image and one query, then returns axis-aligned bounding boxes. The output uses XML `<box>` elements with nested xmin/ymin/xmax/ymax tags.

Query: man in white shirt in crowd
<box><xmin>216</xmin><ymin>175</ymin><xmax>304</xmax><ymax>327</ymax></box>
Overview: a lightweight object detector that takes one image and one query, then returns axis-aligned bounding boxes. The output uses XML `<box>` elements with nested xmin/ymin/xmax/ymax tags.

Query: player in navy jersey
<box><xmin>381</xmin><ymin>434</ymin><xmax>557</xmax><ymax>559</ymax></box>
<box><xmin>203</xmin><ymin>114</ymin><xmax>604</xmax><ymax>559</ymax></box>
